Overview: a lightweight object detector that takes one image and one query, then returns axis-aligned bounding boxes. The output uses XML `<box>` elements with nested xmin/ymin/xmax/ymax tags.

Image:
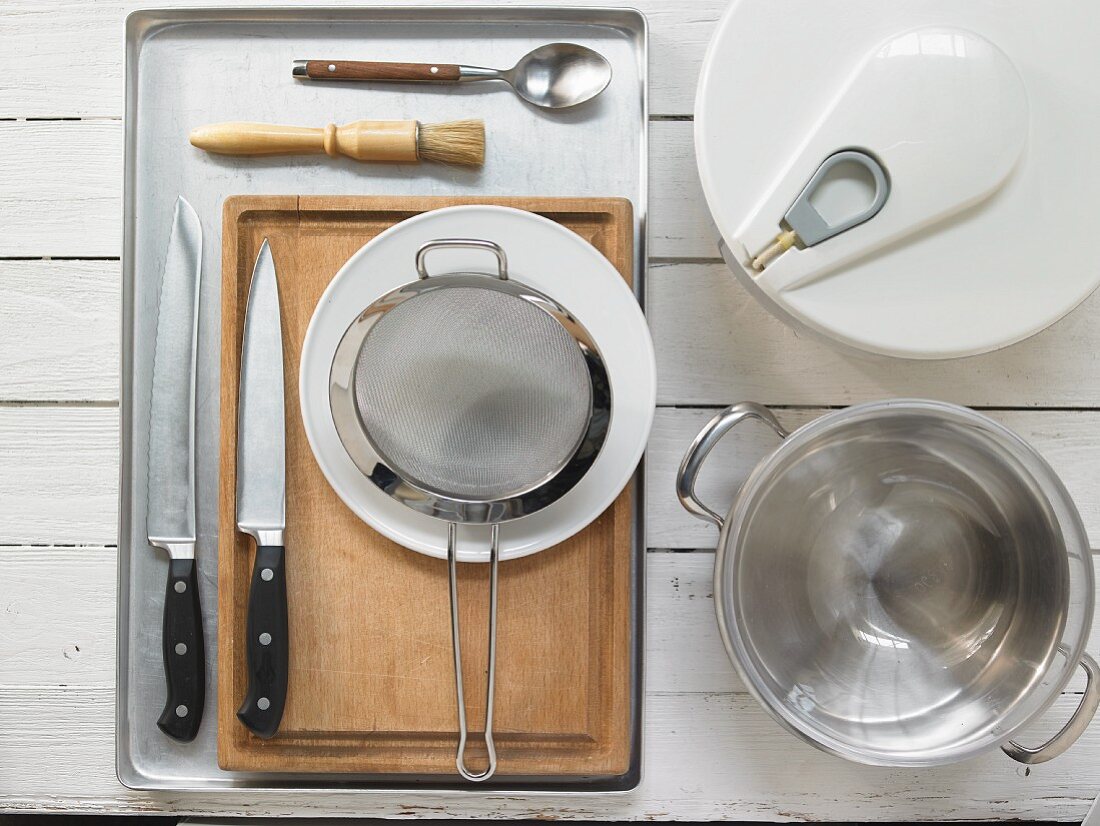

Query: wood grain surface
<box><xmin>217</xmin><ymin>195</ymin><xmax>636</xmax><ymax>776</ymax></box>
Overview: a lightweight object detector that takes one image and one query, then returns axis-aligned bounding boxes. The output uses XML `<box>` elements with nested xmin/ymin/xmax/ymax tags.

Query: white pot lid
<box><xmin>696</xmin><ymin>0</ymin><xmax>1100</xmax><ymax>359</ymax></box>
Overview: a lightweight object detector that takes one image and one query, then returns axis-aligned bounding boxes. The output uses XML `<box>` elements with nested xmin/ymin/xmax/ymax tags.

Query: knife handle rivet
<box><xmin>174</xmin><ymin>580</ymin><xmax>187</xmax><ymax>593</ymax></box>
<box><xmin>257</xmin><ymin>697</ymin><xmax>271</xmax><ymax>711</ymax></box>
<box><xmin>175</xmin><ymin>704</ymin><xmax>189</xmax><ymax>718</ymax></box>
<box><xmin>328</xmin><ymin>63</ymin><xmax>336</xmax><ymax>72</ymax></box>
<box><xmin>174</xmin><ymin>642</ymin><xmax>188</xmax><ymax>655</ymax></box>
<box><xmin>261</xmin><ymin>568</ymin><xmax>274</xmax><ymax>582</ymax></box>
<box><xmin>259</xmin><ymin>632</ymin><xmax>272</xmax><ymax>646</ymax></box>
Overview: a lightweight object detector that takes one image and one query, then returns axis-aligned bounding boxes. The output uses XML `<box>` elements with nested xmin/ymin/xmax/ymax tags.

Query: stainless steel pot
<box><xmin>676</xmin><ymin>399</ymin><xmax>1099</xmax><ymax>766</ymax></box>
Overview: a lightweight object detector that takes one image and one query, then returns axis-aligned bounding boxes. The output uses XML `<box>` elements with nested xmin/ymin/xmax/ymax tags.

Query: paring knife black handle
<box><xmin>237</xmin><ymin>544</ymin><xmax>288</xmax><ymax>739</ymax></box>
<box><xmin>157</xmin><ymin>557</ymin><xmax>205</xmax><ymax>742</ymax></box>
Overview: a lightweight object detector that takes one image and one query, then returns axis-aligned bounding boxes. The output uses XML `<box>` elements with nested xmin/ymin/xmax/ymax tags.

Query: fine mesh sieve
<box><xmin>352</xmin><ymin>285</ymin><xmax>593</xmax><ymax>502</ymax></box>
<box><xmin>328</xmin><ymin>238</ymin><xmax>611</xmax><ymax>782</ymax></box>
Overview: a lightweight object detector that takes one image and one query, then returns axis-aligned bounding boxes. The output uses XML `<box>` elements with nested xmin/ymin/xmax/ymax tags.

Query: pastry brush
<box><xmin>189</xmin><ymin>119</ymin><xmax>484</xmax><ymax>166</ymax></box>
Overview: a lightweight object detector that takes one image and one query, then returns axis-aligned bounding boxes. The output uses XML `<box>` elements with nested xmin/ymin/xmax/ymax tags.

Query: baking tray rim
<box><xmin>116</xmin><ymin>4</ymin><xmax>648</xmax><ymax>794</ymax></box>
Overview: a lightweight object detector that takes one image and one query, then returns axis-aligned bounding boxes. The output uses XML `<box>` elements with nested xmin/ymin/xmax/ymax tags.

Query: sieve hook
<box><xmin>448</xmin><ymin>522</ymin><xmax>499</xmax><ymax>782</ymax></box>
<box><xmin>417</xmin><ymin>238</ymin><xmax>509</xmax><ymax>281</ymax></box>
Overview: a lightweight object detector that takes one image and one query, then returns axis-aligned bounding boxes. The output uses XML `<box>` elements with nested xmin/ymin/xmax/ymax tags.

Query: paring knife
<box><xmin>146</xmin><ymin>196</ymin><xmax>205</xmax><ymax>742</ymax></box>
<box><xmin>235</xmin><ymin>239</ymin><xmax>289</xmax><ymax>739</ymax></box>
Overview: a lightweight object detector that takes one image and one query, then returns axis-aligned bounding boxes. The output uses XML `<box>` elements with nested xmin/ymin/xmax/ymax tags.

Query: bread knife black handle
<box><xmin>157</xmin><ymin>557</ymin><xmax>205</xmax><ymax>742</ymax></box>
<box><xmin>236</xmin><ymin>544</ymin><xmax>288</xmax><ymax>739</ymax></box>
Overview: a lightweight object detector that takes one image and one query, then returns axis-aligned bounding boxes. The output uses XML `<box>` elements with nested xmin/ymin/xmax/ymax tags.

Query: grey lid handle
<box><xmin>784</xmin><ymin>150</ymin><xmax>890</xmax><ymax>247</ymax></box>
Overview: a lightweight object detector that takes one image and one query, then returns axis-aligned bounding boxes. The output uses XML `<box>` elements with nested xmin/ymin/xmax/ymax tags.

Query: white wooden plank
<box><xmin>651</xmin><ymin>261</ymin><xmax>1100</xmax><ymax>407</ymax></box>
<box><xmin>2</xmin><ymin>262</ymin><xmax>1100</xmax><ymax>414</ymax></box>
<box><xmin>0</xmin><ymin>547</ymin><xmax>116</xmax><ymax>686</ymax></box>
<box><xmin>9</xmin><ymin>122</ymin><xmax>1100</xmax><ymax>407</ymax></box>
<box><xmin>4</xmin><ymin>549</ymin><xmax>725</xmax><ymax>692</ymax></box>
<box><xmin>0</xmin><ymin>0</ymin><xmax>720</xmax><ymax>119</ymax></box>
<box><xmin>0</xmin><ymin>407</ymin><xmax>118</xmax><ymax>545</ymax></box>
<box><xmin>0</xmin><ymin>684</ymin><xmax>1095</xmax><ymax>820</ymax></box>
<box><xmin>6</xmin><ymin>254</ymin><xmax>1100</xmax><ymax>410</ymax></box>
<box><xmin>0</xmin><ymin>120</ymin><xmax>703</xmax><ymax>259</ymax></box>
<box><xmin>27</xmin><ymin>549</ymin><xmax>734</xmax><ymax>692</ymax></box>
<box><xmin>6</xmin><ymin>405</ymin><xmax>1100</xmax><ymax>551</ymax></box>
<box><xmin>3</xmin><ymin>541</ymin><xmax>1095</xmax><ymax>700</ymax></box>
<box><xmin>647</xmin><ymin>407</ymin><xmax>1100</xmax><ymax>550</ymax></box>
<box><xmin>649</xmin><ymin>120</ymin><xmax>717</xmax><ymax>259</ymax></box>
<box><xmin>646</xmin><ymin>551</ymin><xmax>744</xmax><ymax>695</ymax></box>
<box><xmin>647</xmin><ymin>550</ymin><xmax>1100</xmax><ymax>695</ymax></box>
<box><xmin>0</xmin><ymin>260</ymin><xmax>119</xmax><ymax>401</ymax></box>
<box><xmin>0</xmin><ymin>121</ymin><xmax>121</xmax><ymax>257</ymax></box>
<box><xmin>1</xmin><ymin>542</ymin><xmax>1094</xmax><ymax>697</ymax></box>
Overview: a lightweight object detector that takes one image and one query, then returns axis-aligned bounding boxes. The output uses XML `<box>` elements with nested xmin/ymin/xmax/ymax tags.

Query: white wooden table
<box><xmin>2</xmin><ymin>0</ymin><xmax>1099</xmax><ymax>820</ymax></box>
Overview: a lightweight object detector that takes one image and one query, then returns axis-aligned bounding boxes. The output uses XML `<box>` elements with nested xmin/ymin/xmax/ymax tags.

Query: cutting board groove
<box><xmin>217</xmin><ymin>195</ymin><xmax>636</xmax><ymax>777</ymax></box>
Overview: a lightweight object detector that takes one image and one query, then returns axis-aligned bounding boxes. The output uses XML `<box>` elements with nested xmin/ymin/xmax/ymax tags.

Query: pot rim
<box><xmin>711</xmin><ymin>398</ymin><xmax>1095</xmax><ymax>766</ymax></box>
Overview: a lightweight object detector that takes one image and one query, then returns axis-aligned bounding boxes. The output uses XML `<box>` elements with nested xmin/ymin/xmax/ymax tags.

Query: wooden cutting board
<box><xmin>217</xmin><ymin>195</ymin><xmax>637</xmax><ymax>777</ymax></box>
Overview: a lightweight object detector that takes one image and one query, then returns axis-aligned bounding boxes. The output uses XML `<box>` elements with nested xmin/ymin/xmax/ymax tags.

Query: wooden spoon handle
<box><xmin>295</xmin><ymin>60</ymin><xmax>463</xmax><ymax>82</ymax></box>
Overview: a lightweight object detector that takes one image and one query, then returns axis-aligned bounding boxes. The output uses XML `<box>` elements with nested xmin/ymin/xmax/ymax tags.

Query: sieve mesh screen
<box><xmin>353</xmin><ymin>285</ymin><xmax>592</xmax><ymax>500</ymax></box>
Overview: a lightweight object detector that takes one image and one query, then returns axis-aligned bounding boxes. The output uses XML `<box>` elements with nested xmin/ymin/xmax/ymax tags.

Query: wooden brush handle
<box><xmin>189</xmin><ymin>120</ymin><xmax>420</xmax><ymax>163</ymax></box>
<box><xmin>297</xmin><ymin>60</ymin><xmax>463</xmax><ymax>82</ymax></box>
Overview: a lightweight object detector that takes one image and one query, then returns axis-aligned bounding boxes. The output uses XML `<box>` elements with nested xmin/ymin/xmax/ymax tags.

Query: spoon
<box><xmin>292</xmin><ymin>43</ymin><xmax>613</xmax><ymax>110</ymax></box>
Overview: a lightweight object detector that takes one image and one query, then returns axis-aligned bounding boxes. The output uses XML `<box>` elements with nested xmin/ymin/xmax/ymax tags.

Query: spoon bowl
<box><xmin>507</xmin><ymin>43</ymin><xmax>612</xmax><ymax>109</ymax></box>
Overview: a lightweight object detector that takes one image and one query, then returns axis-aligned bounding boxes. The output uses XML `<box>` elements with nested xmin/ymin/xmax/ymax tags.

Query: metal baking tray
<box><xmin>117</xmin><ymin>5</ymin><xmax>648</xmax><ymax>792</ymax></box>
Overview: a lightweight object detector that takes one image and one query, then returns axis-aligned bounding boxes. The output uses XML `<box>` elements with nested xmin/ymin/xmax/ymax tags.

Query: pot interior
<box><xmin>725</xmin><ymin>406</ymin><xmax>1080</xmax><ymax>764</ymax></box>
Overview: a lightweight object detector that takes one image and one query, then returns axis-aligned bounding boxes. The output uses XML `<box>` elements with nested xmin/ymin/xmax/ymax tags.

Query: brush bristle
<box><xmin>417</xmin><ymin>119</ymin><xmax>485</xmax><ymax>166</ymax></box>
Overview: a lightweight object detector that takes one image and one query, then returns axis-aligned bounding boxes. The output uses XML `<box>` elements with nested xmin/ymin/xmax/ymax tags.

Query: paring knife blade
<box><xmin>235</xmin><ymin>239</ymin><xmax>289</xmax><ymax>739</ymax></box>
<box><xmin>146</xmin><ymin>196</ymin><xmax>205</xmax><ymax>742</ymax></box>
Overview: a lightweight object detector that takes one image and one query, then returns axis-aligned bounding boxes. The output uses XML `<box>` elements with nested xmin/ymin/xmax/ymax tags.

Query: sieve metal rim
<box><xmin>354</xmin><ymin>282</ymin><xmax>591</xmax><ymax>503</ymax></box>
<box><xmin>329</xmin><ymin>270</ymin><xmax>611</xmax><ymax>525</ymax></box>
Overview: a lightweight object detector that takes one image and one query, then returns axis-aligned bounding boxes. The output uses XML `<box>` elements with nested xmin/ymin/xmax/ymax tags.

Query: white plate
<box><xmin>300</xmin><ymin>205</ymin><xmax>655</xmax><ymax>562</ymax></box>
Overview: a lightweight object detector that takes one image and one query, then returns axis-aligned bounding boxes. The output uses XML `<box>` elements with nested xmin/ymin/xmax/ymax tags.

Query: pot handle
<box><xmin>676</xmin><ymin>402</ymin><xmax>789</xmax><ymax>529</ymax></box>
<box><xmin>1002</xmin><ymin>652</ymin><xmax>1100</xmax><ymax>765</ymax></box>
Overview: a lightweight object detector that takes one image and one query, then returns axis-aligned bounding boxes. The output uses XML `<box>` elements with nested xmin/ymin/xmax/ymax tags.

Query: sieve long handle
<box><xmin>448</xmin><ymin>523</ymin><xmax>498</xmax><ymax>782</ymax></box>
